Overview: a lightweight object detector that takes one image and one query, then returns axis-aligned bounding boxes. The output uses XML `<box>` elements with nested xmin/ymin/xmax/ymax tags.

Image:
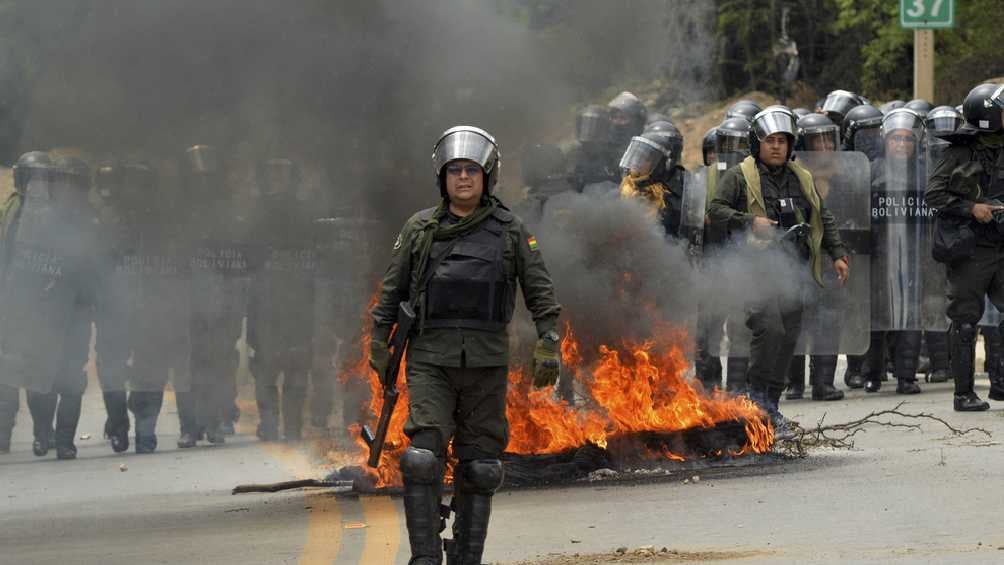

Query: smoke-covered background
<box><xmin>0</xmin><ymin>1</ymin><xmax>714</xmax><ymax>228</ymax></box>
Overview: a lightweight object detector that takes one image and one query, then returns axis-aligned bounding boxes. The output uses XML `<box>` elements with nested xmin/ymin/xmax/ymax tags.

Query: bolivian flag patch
<box><xmin>528</xmin><ymin>236</ymin><xmax>539</xmax><ymax>252</ymax></box>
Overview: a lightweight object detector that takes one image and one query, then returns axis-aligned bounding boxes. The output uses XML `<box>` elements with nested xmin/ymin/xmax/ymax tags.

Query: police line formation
<box><xmin>2</xmin><ymin>83</ymin><xmax>1004</xmax><ymax>564</ymax></box>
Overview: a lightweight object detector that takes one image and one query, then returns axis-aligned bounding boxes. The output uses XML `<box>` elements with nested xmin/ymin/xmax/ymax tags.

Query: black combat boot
<box><xmin>401</xmin><ymin>447</ymin><xmax>445</xmax><ymax>565</ymax></box>
<box><xmin>27</xmin><ymin>391</ymin><xmax>56</xmax><ymax>456</ymax></box>
<box><xmin>748</xmin><ymin>385</ymin><xmax>795</xmax><ymax>441</ymax></box>
<box><xmin>103</xmin><ymin>391</ymin><xmax>130</xmax><ymax>453</ymax></box>
<box><xmin>843</xmin><ymin>355</ymin><xmax>866</xmax><ymax>389</ymax></box>
<box><xmin>896</xmin><ymin>378</ymin><xmax>922</xmax><ymax>394</ymax></box>
<box><xmin>255</xmin><ymin>380</ymin><xmax>280</xmax><ymax>442</ymax></box>
<box><xmin>175</xmin><ymin>391</ymin><xmax>199</xmax><ymax>448</ymax></box>
<box><xmin>951</xmin><ymin>323</ymin><xmax>989</xmax><ymax>412</ymax></box>
<box><xmin>282</xmin><ymin>386</ymin><xmax>306</xmax><ymax>442</ymax></box>
<box><xmin>725</xmin><ymin>357</ymin><xmax>749</xmax><ymax>394</ymax></box>
<box><xmin>924</xmin><ymin>331</ymin><xmax>950</xmax><ymax>382</ymax></box>
<box><xmin>130</xmin><ymin>391</ymin><xmax>163</xmax><ymax>454</ymax></box>
<box><xmin>54</xmin><ymin>393</ymin><xmax>82</xmax><ymax>460</ymax></box>
<box><xmin>446</xmin><ymin>460</ymin><xmax>503</xmax><ymax>565</ymax></box>
<box><xmin>785</xmin><ymin>356</ymin><xmax>805</xmax><ymax>400</ymax></box>
<box><xmin>810</xmin><ymin>355</ymin><xmax>844</xmax><ymax>401</ymax></box>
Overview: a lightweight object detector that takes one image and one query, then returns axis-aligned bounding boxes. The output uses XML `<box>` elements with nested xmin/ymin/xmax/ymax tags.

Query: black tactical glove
<box><xmin>532</xmin><ymin>330</ymin><xmax>561</xmax><ymax>388</ymax></box>
<box><xmin>369</xmin><ymin>339</ymin><xmax>390</xmax><ymax>377</ymax></box>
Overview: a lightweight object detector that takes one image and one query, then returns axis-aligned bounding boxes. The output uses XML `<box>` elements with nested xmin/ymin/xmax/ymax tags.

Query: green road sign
<box><xmin>900</xmin><ymin>0</ymin><xmax>955</xmax><ymax>29</ymax></box>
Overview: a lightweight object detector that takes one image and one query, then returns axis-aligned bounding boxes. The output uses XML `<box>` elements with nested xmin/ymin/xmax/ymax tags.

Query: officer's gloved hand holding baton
<box><xmin>369</xmin><ymin>339</ymin><xmax>390</xmax><ymax>376</ymax></box>
<box><xmin>975</xmin><ymin>199</ymin><xmax>1004</xmax><ymax>224</ymax></box>
<box><xmin>532</xmin><ymin>330</ymin><xmax>562</xmax><ymax>388</ymax></box>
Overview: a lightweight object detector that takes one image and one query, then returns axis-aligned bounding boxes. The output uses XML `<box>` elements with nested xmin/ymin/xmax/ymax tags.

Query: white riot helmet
<box><xmin>432</xmin><ymin>125</ymin><xmax>501</xmax><ymax>197</ymax></box>
<box><xmin>750</xmin><ymin>105</ymin><xmax>798</xmax><ymax>161</ymax></box>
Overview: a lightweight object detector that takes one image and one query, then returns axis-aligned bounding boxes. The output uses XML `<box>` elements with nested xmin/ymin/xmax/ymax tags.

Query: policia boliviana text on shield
<box><xmin>370</xmin><ymin>126</ymin><xmax>561</xmax><ymax>565</ymax></box>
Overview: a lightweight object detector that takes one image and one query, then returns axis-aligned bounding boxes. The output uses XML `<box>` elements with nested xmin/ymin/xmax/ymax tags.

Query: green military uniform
<box><xmin>925</xmin><ymin>130</ymin><xmax>1004</xmax><ymax>402</ymax></box>
<box><xmin>373</xmin><ymin>199</ymin><xmax>560</xmax><ymax>459</ymax></box>
<box><xmin>708</xmin><ymin>156</ymin><xmax>847</xmax><ymax>393</ymax></box>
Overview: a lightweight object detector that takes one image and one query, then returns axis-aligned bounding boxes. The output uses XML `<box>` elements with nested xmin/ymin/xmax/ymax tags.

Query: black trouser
<box><xmin>696</xmin><ymin>312</ymin><xmax>725</xmax><ymax>390</ymax></box>
<box><xmin>129</xmin><ymin>391</ymin><xmax>164</xmax><ymax>438</ymax></box>
<box><xmin>27</xmin><ymin>391</ymin><xmax>81</xmax><ymax>448</ymax></box>
<box><xmin>866</xmin><ymin>331</ymin><xmax>921</xmax><ymax>382</ymax></box>
<box><xmin>946</xmin><ymin>244</ymin><xmax>1004</xmax><ymax>393</ymax></box>
<box><xmin>0</xmin><ymin>384</ymin><xmax>18</xmax><ymax>446</ymax></box>
<box><xmin>746</xmin><ymin>295</ymin><xmax>803</xmax><ymax>392</ymax></box>
<box><xmin>982</xmin><ymin>326</ymin><xmax>1002</xmax><ymax>376</ymax></box>
<box><xmin>251</xmin><ymin>349</ymin><xmax>310</xmax><ymax>439</ymax></box>
<box><xmin>925</xmin><ymin>331</ymin><xmax>949</xmax><ymax>371</ymax></box>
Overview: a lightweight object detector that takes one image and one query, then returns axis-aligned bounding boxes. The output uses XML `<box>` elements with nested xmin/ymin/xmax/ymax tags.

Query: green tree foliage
<box><xmin>716</xmin><ymin>0</ymin><xmax>1004</xmax><ymax>105</ymax></box>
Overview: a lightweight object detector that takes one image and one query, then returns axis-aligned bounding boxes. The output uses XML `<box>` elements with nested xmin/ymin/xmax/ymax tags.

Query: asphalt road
<box><xmin>3</xmin><ymin>369</ymin><xmax>1004</xmax><ymax>565</ymax></box>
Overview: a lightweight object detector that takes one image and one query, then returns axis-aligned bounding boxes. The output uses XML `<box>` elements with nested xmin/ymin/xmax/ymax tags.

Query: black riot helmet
<box><xmin>13</xmin><ymin>151</ymin><xmax>52</xmax><ymax>195</ymax></box>
<box><xmin>927</xmin><ymin>105</ymin><xmax>964</xmax><ymax>136</ymax></box>
<box><xmin>645</xmin><ymin>120</ymin><xmax>678</xmax><ymax>135</ymax></box>
<box><xmin>749</xmin><ymin>105</ymin><xmax>798</xmax><ymax>162</ymax></box>
<box><xmin>701</xmin><ymin>127</ymin><xmax>717</xmax><ymax>167</ymax></box>
<box><xmin>796</xmin><ymin>113</ymin><xmax>840</xmax><ymax>152</ymax></box>
<box><xmin>879</xmin><ymin>100</ymin><xmax>905</xmax><ymax>115</ymax></box>
<box><xmin>646</xmin><ymin>112</ymin><xmax>672</xmax><ymax>126</ymax></box>
<box><xmin>842</xmin><ymin>103</ymin><xmax>883</xmax><ymax>159</ymax></box>
<box><xmin>962</xmin><ymin>83</ymin><xmax>1004</xmax><ymax>132</ymax></box>
<box><xmin>576</xmin><ymin>104</ymin><xmax>611</xmax><ymax>145</ymax></box>
<box><xmin>792</xmin><ymin>107</ymin><xmax>812</xmax><ymax>119</ymax></box>
<box><xmin>256</xmin><ymin>158</ymin><xmax>301</xmax><ymax>199</ymax></box>
<box><xmin>521</xmin><ymin>143</ymin><xmax>569</xmax><ymax>197</ymax></box>
<box><xmin>715</xmin><ymin>117</ymin><xmax>751</xmax><ymax>171</ymax></box>
<box><xmin>821</xmin><ymin>89</ymin><xmax>862</xmax><ymax>125</ymax></box>
<box><xmin>607</xmin><ymin>91</ymin><xmax>647</xmax><ymax>146</ymax></box>
<box><xmin>726</xmin><ymin>100</ymin><xmax>762</xmax><ymax>122</ymax></box>
<box><xmin>432</xmin><ymin>125</ymin><xmax>501</xmax><ymax>197</ymax></box>
<box><xmin>619</xmin><ymin>130</ymin><xmax>681</xmax><ymax>180</ymax></box>
<box><xmin>904</xmin><ymin>99</ymin><xmax>934</xmax><ymax>118</ymax></box>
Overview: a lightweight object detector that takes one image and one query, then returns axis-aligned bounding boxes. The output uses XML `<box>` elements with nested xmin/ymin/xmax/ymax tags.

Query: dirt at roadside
<box><xmin>506</xmin><ymin>547</ymin><xmax>768</xmax><ymax>564</ymax></box>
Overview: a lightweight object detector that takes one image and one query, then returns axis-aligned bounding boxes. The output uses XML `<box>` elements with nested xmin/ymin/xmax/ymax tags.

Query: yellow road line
<box><xmin>300</xmin><ymin>491</ymin><xmax>343</xmax><ymax>565</ymax></box>
<box><xmin>257</xmin><ymin>442</ymin><xmax>344</xmax><ymax>565</ymax></box>
<box><xmin>358</xmin><ymin>496</ymin><xmax>402</xmax><ymax>565</ymax></box>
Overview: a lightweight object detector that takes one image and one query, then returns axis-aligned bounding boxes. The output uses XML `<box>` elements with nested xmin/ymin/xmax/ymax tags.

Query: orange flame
<box><xmin>343</xmin><ymin>314</ymin><xmax>772</xmax><ymax>488</ymax></box>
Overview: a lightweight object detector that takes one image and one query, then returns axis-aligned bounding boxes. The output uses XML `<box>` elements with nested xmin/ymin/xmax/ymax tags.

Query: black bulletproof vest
<box><xmin>424</xmin><ymin>215</ymin><xmax>511</xmax><ymax>331</ymax></box>
<box><xmin>974</xmin><ymin>146</ymin><xmax>1004</xmax><ymax>243</ymax></box>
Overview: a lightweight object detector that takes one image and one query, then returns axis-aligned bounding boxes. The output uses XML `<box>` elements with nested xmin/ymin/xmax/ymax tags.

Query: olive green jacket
<box><xmin>372</xmin><ymin>203</ymin><xmax>560</xmax><ymax>368</ymax></box>
<box><xmin>708</xmin><ymin>158</ymin><xmax>848</xmax><ymax>286</ymax></box>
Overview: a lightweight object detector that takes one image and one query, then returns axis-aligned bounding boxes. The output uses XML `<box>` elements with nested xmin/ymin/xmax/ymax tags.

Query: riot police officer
<box><xmin>248</xmin><ymin>158</ymin><xmax>318</xmax><ymax>442</ymax></box>
<box><xmin>865</xmin><ymin>109</ymin><xmax>930</xmax><ymax>395</ymax></box>
<box><xmin>923</xmin><ymin>105</ymin><xmax>965</xmax><ymax>384</ymax></box>
<box><xmin>608</xmin><ymin>91</ymin><xmax>647</xmax><ymax>151</ymax></box>
<box><xmin>514</xmin><ymin>143</ymin><xmax>572</xmax><ymax>229</ymax></box>
<box><xmin>564</xmin><ymin>105</ymin><xmax>619</xmax><ymax>193</ymax></box>
<box><xmin>708</xmin><ymin>106</ymin><xmax>850</xmax><ymax>437</ymax></box>
<box><xmin>821</xmin><ymin>89</ymin><xmax>862</xmax><ymax>126</ymax></box>
<box><xmin>925</xmin><ymin>83</ymin><xmax>1004</xmax><ymax>411</ymax></box>
<box><xmin>618</xmin><ymin>126</ymin><xmax>687</xmax><ymax>237</ymax></box>
<box><xmin>372</xmin><ymin>126</ymin><xmax>560</xmax><ymax>564</ymax></box>
<box><xmin>0</xmin><ymin>153</ymin><xmax>97</xmax><ymax>460</ymax></box>
<box><xmin>179</xmin><ymin>145</ymin><xmax>251</xmax><ymax>446</ymax></box>
<box><xmin>702</xmin><ymin>127</ymin><xmax>717</xmax><ymax>170</ymax></box>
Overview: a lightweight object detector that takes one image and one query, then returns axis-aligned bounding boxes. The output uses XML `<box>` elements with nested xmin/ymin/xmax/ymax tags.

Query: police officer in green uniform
<box><xmin>708</xmin><ymin>106</ymin><xmax>850</xmax><ymax>438</ymax></box>
<box><xmin>925</xmin><ymin>83</ymin><xmax>1004</xmax><ymax>412</ymax></box>
<box><xmin>371</xmin><ymin>126</ymin><xmax>561</xmax><ymax>565</ymax></box>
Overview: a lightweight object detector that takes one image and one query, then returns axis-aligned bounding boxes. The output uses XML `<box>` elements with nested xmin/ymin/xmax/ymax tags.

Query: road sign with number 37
<box><xmin>900</xmin><ymin>0</ymin><xmax>955</xmax><ymax>29</ymax></box>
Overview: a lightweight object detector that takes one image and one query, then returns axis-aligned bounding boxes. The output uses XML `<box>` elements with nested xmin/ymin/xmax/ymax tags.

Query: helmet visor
<box><xmin>803</xmin><ymin>129</ymin><xmax>840</xmax><ymax>152</ymax></box>
<box><xmin>433</xmin><ymin>128</ymin><xmax>498</xmax><ymax>177</ymax></box>
<box><xmin>822</xmin><ymin>92</ymin><xmax>858</xmax><ymax>119</ymax></box>
<box><xmin>576</xmin><ymin>111</ymin><xmax>610</xmax><ymax>144</ymax></box>
<box><xmin>850</xmin><ymin>126</ymin><xmax>881</xmax><ymax>157</ymax></box>
<box><xmin>752</xmin><ymin>110</ymin><xmax>796</xmax><ymax>140</ymax></box>
<box><xmin>619</xmin><ymin>136</ymin><xmax>666</xmax><ymax>178</ymax></box>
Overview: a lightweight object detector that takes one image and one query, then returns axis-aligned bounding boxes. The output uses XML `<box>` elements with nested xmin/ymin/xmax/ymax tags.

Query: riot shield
<box><xmin>678</xmin><ymin>169</ymin><xmax>706</xmax><ymax>252</ymax></box>
<box><xmin>720</xmin><ymin>152</ymin><xmax>872</xmax><ymax>355</ymax></box>
<box><xmin>795</xmin><ymin>151</ymin><xmax>872</xmax><ymax>354</ymax></box>
<box><xmin>0</xmin><ymin>156</ymin><xmax>91</xmax><ymax>392</ymax></box>
<box><xmin>870</xmin><ymin>136</ymin><xmax>945</xmax><ymax>330</ymax></box>
<box><xmin>979</xmin><ymin>298</ymin><xmax>1001</xmax><ymax>328</ymax></box>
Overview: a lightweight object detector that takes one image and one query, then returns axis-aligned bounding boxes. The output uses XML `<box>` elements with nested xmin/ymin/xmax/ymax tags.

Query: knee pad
<box><xmin>409</xmin><ymin>428</ymin><xmax>445</xmax><ymax>458</ymax></box>
<box><xmin>456</xmin><ymin>459</ymin><xmax>504</xmax><ymax>495</ymax></box>
<box><xmin>400</xmin><ymin>446</ymin><xmax>442</xmax><ymax>485</ymax></box>
<box><xmin>953</xmin><ymin>322</ymin><xmax>978</xmax><ymax>345</ymax></box>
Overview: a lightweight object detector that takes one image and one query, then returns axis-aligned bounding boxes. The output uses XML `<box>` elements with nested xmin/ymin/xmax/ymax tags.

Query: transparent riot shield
<box><xmin>870</xmin><ymin>133</ymin><xmax>945</xmax><ymax>330</ymax></box>
<box><xmin>679</xmin><ymin>169</ymin><xmax>707</xmax><ymax>253</ymax></box>
<box><xmin>720</xmin><ymin>152</ymin><xmax>872</xmax><ymax>356</ymax></box>
<box><xmin>980</xmin><ymin>298</ymin><xmax>1002</xmax><ymax>328</ymax></box>
<box><xmin>795</xmin><ymin>151</ymin><xmax>872</xmax><ymax>354</ymax></box>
